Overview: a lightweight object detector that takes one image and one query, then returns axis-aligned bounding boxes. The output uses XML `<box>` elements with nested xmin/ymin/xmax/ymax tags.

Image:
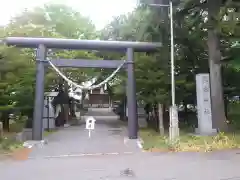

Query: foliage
<box><xmin>0</xmin><ymin>3</ymin><xmax>99</xmax><ymax>128</ymax></box>
<box><xmin>0</xmin><ymin>0</ymin><xmax>240</xmax><ymax>135</ymax></box>
<box><xmin>101</xmin><ymin>0</ymin><xmax>239</xmax><ymax>133</ymax></box>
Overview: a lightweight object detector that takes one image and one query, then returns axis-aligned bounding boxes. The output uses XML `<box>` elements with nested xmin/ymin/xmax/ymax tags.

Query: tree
<box><xmin>0</xmin><ymin>1</ymin><xmax>239</xmax><ymax>133</ymax></box>
<box><xmin>9</xmin><ymin>4</ymin><xmax>97</xmax><ymax>39</ymax></box>
<box><xmin>179</xmin><ymin>0</ymin><xmax>239</xmax><ymax>131</ymax></box>
<box><xmin>0</xmin><ymin>3</ymin><xmax>99</xmax><ymax>129</ymax></box>
<box><xmin>102</xmin><ymin>0</ymin><xmax>240</xmax><ymax>131</ymax></box>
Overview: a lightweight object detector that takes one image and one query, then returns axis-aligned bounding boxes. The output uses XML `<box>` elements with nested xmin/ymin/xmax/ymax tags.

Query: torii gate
<box><xmin>2</xmin><ymin>37</ymin><xmax>161</xmax><ymax>140</ymax></box>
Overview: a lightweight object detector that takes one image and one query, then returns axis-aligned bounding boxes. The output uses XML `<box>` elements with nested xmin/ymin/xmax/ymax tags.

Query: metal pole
<box><xmin>169</xmin><ymin>1</ymin><xmax>179</xmax><ymax>141</ymax></box>
<box><xmin>32</xmin><ymin>44</ymin><xmax>46</xmax><ymax>140</ymax></box>
<box><xmin>126</xmin><ymin>48</ymin><xmax>138</xmax><ymax>139</ymax></box>
<box><xmin>169</xmin><ymin>0</ymin><xmax>175</xmax><ymax>106</ymax></box>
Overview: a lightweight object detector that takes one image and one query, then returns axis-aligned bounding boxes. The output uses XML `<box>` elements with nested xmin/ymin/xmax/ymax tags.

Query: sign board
<box><xmin>196</xmin><ymin>74</ymin><xmax>215</xmax><ymax>134</ymax></box>
<box><xmin>85</xmin><ymin>116</ymin><xmax>96</xmax><ymax>130</ymax></box>
<box><xmin>85</xmin><ymin>116</ymin><xmax>96</xmax><ymax>138</ymax></box>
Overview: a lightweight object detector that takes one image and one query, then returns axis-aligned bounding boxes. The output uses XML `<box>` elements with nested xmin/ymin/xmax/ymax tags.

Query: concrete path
<box><xmin>29</xmin><ymin>118</ymin><xmax>141</xmax><ymax>158</ymax></box>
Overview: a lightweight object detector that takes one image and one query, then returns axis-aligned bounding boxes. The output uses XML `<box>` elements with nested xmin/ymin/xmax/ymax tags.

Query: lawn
<box><xmin>139</xmin><ymin>128</ymin><xmax>240</xmax><ymax>152</ymax></box>
<box><xmin>140</xmin><ymin>102</ymin><xmax>240</xmax><ymax>152</ymax></box>
<box><xmin>0</xmin><ymin>128</ymin><xmax>56</xmax><ymax>155</ymax></box>
<box><xmin>44</xmin><ymin>129</ymin><xmax>57</xmax><ymax>136</ymax></box>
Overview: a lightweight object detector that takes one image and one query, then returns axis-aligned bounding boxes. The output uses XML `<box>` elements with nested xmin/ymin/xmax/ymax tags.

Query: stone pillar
<box><xmin>195</xmin><ymin>73</ymin><xmax>217</xmax><ymax>135</ymax></box>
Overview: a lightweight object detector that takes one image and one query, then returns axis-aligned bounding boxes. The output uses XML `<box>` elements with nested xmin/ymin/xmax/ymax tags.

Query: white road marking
<box><xmin>28</xmin><ymin>151</ymin><xmax>135</xmax><ymax>159</ymax></box>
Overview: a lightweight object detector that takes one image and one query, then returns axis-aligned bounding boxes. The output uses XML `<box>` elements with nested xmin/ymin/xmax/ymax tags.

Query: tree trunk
<box><xmin>162</xmin><ymin>104</ymin><xmax>168</xmax><ymax>129</ymax></box>
<box><xmin>183</xmin><ymin>101</ymin><xmax>188</xmax><ymax>124</ymax></box>
<box><xmin>2</xmin><ymin>111</ymin><xmax>10</xmax><ymax>132</ymax></box>
<box><xmin>155</xmin><ymin>0</ymin><xmax>169</xmax><ymax>132</ymax></box>
<box><xmin>158</xmin><ymin>103</ymin><xmax>164</xmax><ymax>135</ymax></box>
<box><xmin>207</xmin><ymin>0</ymin><xmax>228</xmax><ymax>131</ymax></box>
<box><xmin>144</xmin><ymin>103</ymin><xmax>150</xmax><ymax>124</ymax></box>
<box><xmin>153</xmin><ymin>104</ymin><xmax>158</xmax><ymax>132</ymax></box>
<box><xmin>224</xmin><ymin>95</ymin><xmax>228</xmax><ymax>120</ymax></box>
<box><xmin>0</xmin><ymin>121</ymin><xmax>3</xmax><ymax>138</ymax></box>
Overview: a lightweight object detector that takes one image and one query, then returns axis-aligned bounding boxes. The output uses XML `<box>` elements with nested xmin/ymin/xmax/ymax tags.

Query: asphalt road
<box><xmin>1</xmin><ymin>151</ymin><xmax>240</xmax><ymax>180</ymax></box>
<box><xmin>0</xmin><ymin>112</ymin><xmax>240</xmax><ymax>180</ymax></box>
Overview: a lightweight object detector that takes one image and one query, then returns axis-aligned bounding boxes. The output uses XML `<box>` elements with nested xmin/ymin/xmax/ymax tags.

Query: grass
<box><xmin>0</xmin><ymin>129</ymin><xmax>57</xmax><ymax>156</ymax></box>
<box><xmin>0</xmin><ymin>121</ymin><xmax>56</xmax><ymax>155</ymax></box>
<box><xmin>44</xmin><ymin>129</ymin><xmax>57</xmax><ymax>137</ymax></box>
<box><xmin>140</xmin><ymin>102</ymin><xmax>240</xmax><ymax>152</ymax></box>
<box><xmin>0</xmin><ymin>116</ymin><xmax>59</xmax><ymax>157</ymax></box>
<box><xmin>139</xmin><ymin>128</ymin><xmax>240</xmax><ymax>152</ymax></box>
<box><xmin>228</xmin><ymin>102</ymin><xmax>240</xmax><ymax>130</ymax></box>
<box><xmin>0</xmin><ymin>133</ymin><xmax>23</xmax><ymax>154</ymax></box>
<box><xmin>0</xmin><ymin>119</ymin><xmax>26</xmax><ymax>154</ymax></box>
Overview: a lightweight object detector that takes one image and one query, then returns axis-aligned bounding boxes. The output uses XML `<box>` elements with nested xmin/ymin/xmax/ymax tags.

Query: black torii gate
<box><xmin>2</xmin><ymin>37</ymin><xmax>161</xmax><ymax>140</ymax></box>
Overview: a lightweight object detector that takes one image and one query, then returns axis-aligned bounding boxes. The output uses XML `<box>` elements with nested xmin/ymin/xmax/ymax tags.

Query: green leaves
<box><xmin>0</xmin><ymin>0</ymin><xmax>239</xmax><ymax>118</ymax></box>
<box><xmin>0</xmin><ymin>3</ymin><xmax>100</xmax><ymax>118</ymax></box>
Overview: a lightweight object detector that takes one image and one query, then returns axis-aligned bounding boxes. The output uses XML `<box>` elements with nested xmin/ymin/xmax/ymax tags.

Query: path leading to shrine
<box><xmin>29</xmin><ymin>114</ymin><xmax>142</xmax><ymax>158</ymax></box>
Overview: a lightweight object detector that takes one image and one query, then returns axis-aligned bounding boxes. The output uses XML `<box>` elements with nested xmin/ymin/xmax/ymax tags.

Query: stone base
<box><xmin>195</xmin><ymin>128</ymin><xmax>218</xmax><ymax>136</ymax></box>
<box><xmin>63</xmin><ymin>124</ymin><xmax>71</xmax><ymax>128</ymax></box>
<box><xmin>138</xmin><ymin>116</ymin><xmax>147</xmax><ymax>128</ymax></box>
<box><xmin>69</xmin><ymin>118</ymin><xmax>81</xmax><ymax>126</ymax></box>
<box><xmin>16</xmin><ymin>128</ymin><xmax>33</xmax><ymax>141</ymax></box>
<box><xmin>123</xmin><ymin>137</ymin><xmax>143</xmax><ymax>150</ymax></box>
<box><xmin>16</xmin><ymin>128</ymin><xmax>52</xmax><ymax>142</ymax></box>
<box><xmin>169</xmin><ymin>127</ymin><xmax>180</xmax><ymax>141</ymax></box>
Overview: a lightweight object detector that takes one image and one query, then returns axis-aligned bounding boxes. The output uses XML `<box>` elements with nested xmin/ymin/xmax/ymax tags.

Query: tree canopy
<box><xmin>0</xmin><ymin>1</ymin><xmax>239</xmax><ymax>131</ymax></box>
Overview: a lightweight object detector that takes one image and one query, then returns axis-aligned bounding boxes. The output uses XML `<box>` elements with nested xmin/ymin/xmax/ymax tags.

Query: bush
<box><xmin>9</xmin><ymin>116</ymin><xmax>28</xmax><ymax>133</ymax></box>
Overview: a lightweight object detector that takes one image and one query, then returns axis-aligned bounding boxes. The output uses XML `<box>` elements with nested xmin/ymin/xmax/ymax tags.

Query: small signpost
<box><xmin>85</xmin><ymin>116</ymin><xmax>96</xmax><ymax>138</ymax></box>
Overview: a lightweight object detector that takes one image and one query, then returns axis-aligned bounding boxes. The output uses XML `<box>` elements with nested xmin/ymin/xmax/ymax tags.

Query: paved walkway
<box><xmin>29</xmin><ymin>118</ymin><xmax>141</xmax><ymax>158</ymax></box>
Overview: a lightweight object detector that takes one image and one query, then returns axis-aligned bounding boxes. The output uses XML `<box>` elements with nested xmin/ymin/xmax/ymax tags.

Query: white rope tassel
<box><xmin>85</xmin><ymin>92</ymin><xmax>89</xmax><ymax>100</ymax></box>
<box><xmin>104</xmin><ymin>83</ymin><xmax>107</xmax><ymax>91</ymax></box>
<box><xmin>88</xmin><ymin>63</ymin><xmax>124</xmax><ymax>90</ymax></box>
<box><xmin>100</xmin><ymin>87</ymin><xmax>104</xmax><ymax>94</ymax></box>
<box><xmin>48</xmin><ymin>60</ymin><xmax>85</xmax><ymax>89</ymax></box>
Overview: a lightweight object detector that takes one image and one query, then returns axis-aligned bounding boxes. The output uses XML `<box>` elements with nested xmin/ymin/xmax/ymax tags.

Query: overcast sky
<box><xmin>0</xmin><ymin>0</ymin><xmax>137</xmax><ymax>29</ymax></box>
